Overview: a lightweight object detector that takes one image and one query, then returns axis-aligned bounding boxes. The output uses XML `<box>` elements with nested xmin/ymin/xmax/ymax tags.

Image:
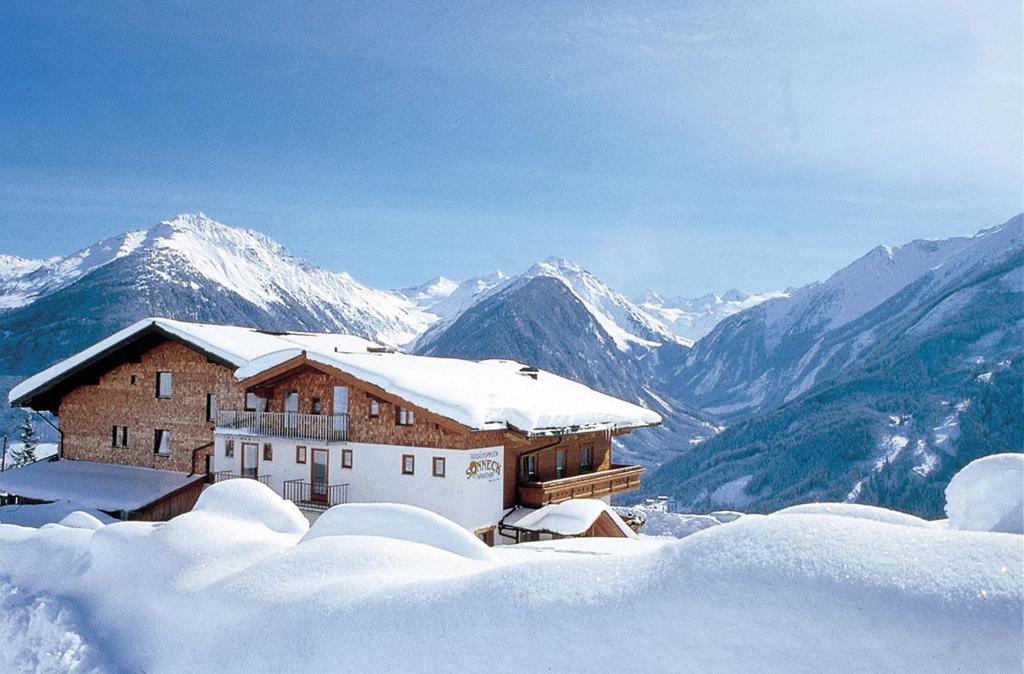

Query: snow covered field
<box><xmin>0</xmin><ymin>459</ymin><xmax>1021</xmax><ymax>673</ymax></box>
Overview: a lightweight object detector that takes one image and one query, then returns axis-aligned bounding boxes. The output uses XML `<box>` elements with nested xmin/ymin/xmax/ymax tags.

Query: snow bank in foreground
<box><xmin>946</xmin><ymin>453</ymin><xmax>1024</xmax><ymax>534</ymax></box>
<box><xmin>774</xmin><ymin>503</ymin><xmax>933</xmax><ymax>528</ymax></box>
<box><xmin>0</xmin><ymin>581</ymin><xmax>106</xmax><ymax>673</ymax></box>
<box><xmin>0</xmin><ymin>482</ymin><xmax>1020</xmax><ymax>673</ymax></box>
<box><xmin>303</xmin><ymin>502</ymin><xmax>495</xmax><ymax>561</ymax></box>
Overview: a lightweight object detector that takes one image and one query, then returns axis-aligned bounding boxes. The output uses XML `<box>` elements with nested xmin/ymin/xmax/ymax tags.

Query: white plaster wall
<box><xmin>212</xmin><ymin>434</ymin><xmax>505</xmax><ymax>532</ymax></box>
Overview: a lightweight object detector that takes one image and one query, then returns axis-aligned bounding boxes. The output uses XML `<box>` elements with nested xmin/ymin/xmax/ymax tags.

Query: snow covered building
<box><xmin>6</xmin><ymin>318</ymin><xmax>659</xmax><ymax>539</ymax></box>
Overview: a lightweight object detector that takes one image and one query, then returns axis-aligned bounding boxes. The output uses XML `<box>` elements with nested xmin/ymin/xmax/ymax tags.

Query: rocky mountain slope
<box><xmin>659</xmin><ymin>219</ymin><xmax>1019</xmax><ymax>420</ymax></box>
<box><xmin>642</xmin><ymin>215</ymin><xmax>1024</xmax><ymax>517</ymax></box>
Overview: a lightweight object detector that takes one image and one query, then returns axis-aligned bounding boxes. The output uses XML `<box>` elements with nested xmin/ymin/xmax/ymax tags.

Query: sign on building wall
<box><xmin>465</xmin><ymin>449</ymin><xmax>501</xmax><ymax>482</ymax></box>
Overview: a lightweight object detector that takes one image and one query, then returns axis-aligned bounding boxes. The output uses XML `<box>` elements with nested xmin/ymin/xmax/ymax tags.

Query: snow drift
<box><xmin>0</xmin><ymin>479</ymin><xmax>1020</xmax><ymax>673</ymax></box>
<box><xmin>945</xmin><ymin>453</ymin><xmax>1024</xmax><ymax>534</ymax></box>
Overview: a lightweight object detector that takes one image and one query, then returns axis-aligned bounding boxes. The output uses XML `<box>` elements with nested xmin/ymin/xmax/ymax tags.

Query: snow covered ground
<box><xmin>0</xmin><ymin>463</ymin><xmax>1019</xmax><ymax>673</ymax></box>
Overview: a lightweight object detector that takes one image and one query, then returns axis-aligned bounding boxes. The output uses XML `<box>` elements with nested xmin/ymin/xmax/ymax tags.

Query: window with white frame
<box><xmin>396</xmin><ymin>406</ymin><xmax>414</xmax><ymax>426</ymax></box>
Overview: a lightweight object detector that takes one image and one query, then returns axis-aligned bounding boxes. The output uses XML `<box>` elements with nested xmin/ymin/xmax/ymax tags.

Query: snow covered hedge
<box><xmin>0</xmin><ymin>478</ymin><xmax>1020</xmax><ymax>673</ymax></box>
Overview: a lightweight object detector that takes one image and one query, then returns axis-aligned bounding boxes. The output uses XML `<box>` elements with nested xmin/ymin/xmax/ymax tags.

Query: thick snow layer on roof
<box><xmin>0</xmin><ymin>482</ymin><xmax>1019</xmax><ymax>672</ymax></box>
<box><xmin>0</xmin><ymin>460</ymin><xmax>203</xmax><ymax>512</ymax></box>
<box><xmin>11</xmin><ymin>317</ymin><xmax>653</xmax><ymax>434</ymax></box>
<box><xmin>946</xmin><ymin>453</ymin><xmax>1024</xmax><ymax>534</ymax></box>
<box><xmin>9</xmin><ymin>317</ymin><xmax>378</xmax><ymax>405</ymax></box>
<box><xmin>239</xmin><ymin>348</ymin><xmax>662</xmax><ymax>433</ymax></box>
<box><xmin>511</xmin><ymin>499</ymin><xmax>637</xmax><ymax>537</ymax></box>
<box><xmin>0</xmin><ymin>501</ymin><xmax>116</xmax><ymax>528</ymax></box>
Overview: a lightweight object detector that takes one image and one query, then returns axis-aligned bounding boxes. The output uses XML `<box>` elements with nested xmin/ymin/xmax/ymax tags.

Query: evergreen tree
<box><xmin>12</xmin><ymin>412</ymin><xmax>38</xmax><ymax>467</ymax></box>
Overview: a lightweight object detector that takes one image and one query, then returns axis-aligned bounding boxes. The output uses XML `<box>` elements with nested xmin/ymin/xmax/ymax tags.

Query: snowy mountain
<box><xmin>414</xmin><ymin>257</ymin><xmax>687</xmax><ymax>354</ymax></box>
<box><xmin>660</xmin><ymin>217</ymin><xmax>1022</xmax><ymax>420</ymax></box>
<box><xmin>644</xmin><ymin>214</ymin><xmax>1024</xmax><ymax>518</ymax></box>
<box><xmin>0</xmin><ymin>213</ymin><xmax>433</xmax><ymax>376</ymax></box>
<box><xmin>414</xmin><ymin>266</ymin><xmax>714</xmax><ymax>467</ymax></box>
<box><xmin>637</xmin><ymin>288</ymin><xmax>789</xmax><ymax>342</ymax></box>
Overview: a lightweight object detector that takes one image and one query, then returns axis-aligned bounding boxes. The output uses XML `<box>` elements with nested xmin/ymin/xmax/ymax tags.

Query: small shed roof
<box><xmin>508</xmin><ymin>499</ymin><xmax>638</xmax><ymax>538</ymax></box>
<box><xmin>0</xmin><ymin>459</ymin><xmax>204</xmax><ymax>513</ymax></box>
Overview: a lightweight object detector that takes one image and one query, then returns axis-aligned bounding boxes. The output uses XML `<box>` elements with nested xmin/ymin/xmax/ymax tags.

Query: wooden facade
<box><xmin>18</xmin><ymin>332</ymin><xmax>647</xmax><ymax>520</ymax></box>
<box><xmin>57</xmin><ymin>340</ymin><xmax>244</xmax><ymax>473</ymax></box>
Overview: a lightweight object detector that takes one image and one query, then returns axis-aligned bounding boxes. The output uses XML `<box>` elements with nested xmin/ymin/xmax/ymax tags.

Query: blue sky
<box><xmin>0</xmin><ymin>1</ymin><xmax>1020</xmax><ymax>297</ymax></box>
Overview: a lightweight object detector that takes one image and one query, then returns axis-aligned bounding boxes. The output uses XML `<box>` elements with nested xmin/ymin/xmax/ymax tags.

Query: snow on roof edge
<box><xmin>9</xmin><ymin>317</ymin><xmax>257</xmax><ymax>407</ymax></box>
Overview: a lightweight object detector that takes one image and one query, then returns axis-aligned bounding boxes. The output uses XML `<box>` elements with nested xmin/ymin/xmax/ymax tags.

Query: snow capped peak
<box><xmin>721</xmin><ymin>288</ymin><xmax>749</xmax><ymax>302</ymax></box>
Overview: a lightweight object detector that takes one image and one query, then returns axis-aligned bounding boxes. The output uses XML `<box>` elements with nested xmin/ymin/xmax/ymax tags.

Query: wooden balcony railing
<box><xmin>216</xmin><ymin>410</ymin><xmax>349</xmax><ymax>443</ymax></box>
<box><xmin>282</xmin><ymin>479</ymin><xmax>349</xmax><ymax>511</ymax></box>
<box><xmin>517</xmin><ymin>464</ymin><xmax>645</xmax><ymax>508</ymax></box>
<box><xmin>212</xmin><ymin>471</ymin><xmax>272</xmax><ymax>485</ymax></box>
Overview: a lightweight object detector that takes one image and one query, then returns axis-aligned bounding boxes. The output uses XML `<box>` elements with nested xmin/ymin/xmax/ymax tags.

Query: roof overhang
<box><xmin>9</xmin><ymin>319</ymin><xmax>240</xmax><ymax>413</ymax></box>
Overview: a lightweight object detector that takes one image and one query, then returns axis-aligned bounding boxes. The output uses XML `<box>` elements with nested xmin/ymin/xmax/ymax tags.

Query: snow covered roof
<box><xmin>0</xmin><ymin>459</ymin><xmax>204</xmax><ymax>513</ymax></box>
<box><xmin>8</xmin><ymin>317</ymin><xmax>378</xmax><ymax>408</ymax></box>
<box><xmin>11</xmin><ymin>317</ymin><xmax>660</xmax><ymax>435</ymax></box>
<box><xmin>238</xmin><ymin>348</ymin><xmax>662</xmax><ymax>435</ymax></box>
<box><xmin>508</xmin><ymin>499</ymin><xmax>638</xmax><ymax>538</ymax></box>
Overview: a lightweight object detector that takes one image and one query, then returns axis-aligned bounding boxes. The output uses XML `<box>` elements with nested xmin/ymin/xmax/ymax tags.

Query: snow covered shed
<box><xmin>0</xmin><ymin>459</ymin><xmax>206</xmax><ymax>521</ymax></box>
<box><xmin>498</xmin><ymin>499</ymin><xmax>638</xmax><ymax>543</ymax></box>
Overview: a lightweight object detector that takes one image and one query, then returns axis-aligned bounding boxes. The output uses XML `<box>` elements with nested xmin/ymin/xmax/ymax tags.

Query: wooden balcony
<box><xmin>216</xmin><ymin>410</ymin><xmax>348</xmax><ymax>443</ymax></box>
<box><xmin>517</xmin><ymin>464</ymin><xmax>645</xmax><ymax>508</ymax></box>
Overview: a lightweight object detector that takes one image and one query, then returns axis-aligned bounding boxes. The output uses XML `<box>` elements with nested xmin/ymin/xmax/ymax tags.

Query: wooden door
<box><xmin>311</xmin><ymin>448</ymin><xmax>329</xmax><ymax>503</ymax></box>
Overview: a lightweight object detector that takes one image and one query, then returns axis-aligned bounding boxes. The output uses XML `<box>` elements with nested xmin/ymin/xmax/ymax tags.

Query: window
<box><xmin>310</xmin><ymin>398</ymin><xmax>321</xmax><ymax>415</ymax></box>
<box><xmin>556</xmin><ymin>449</ymin><xmax>566</xmax><ymax>478</ymax></box>
<box><xmin>369</xmin><ymin>399</ymin><xmax>380</xmax><ymax>418</ymax></box>
<box><xmin>156</xmin><ymin>372</ymin><xmax>172</xmax><ymax>399</ymax></box>
<box><xmin>129</xmin><ymin>375</ymin><xmax>137</xmax><ymax>386</ymax></box>
<box><xmin>111</xmin><ymin>426</ymin><xmax>128</xmax><ymax>448</ymax></box>
<box><xmin>432</xmin><ymin>456</ymin><xmax>446</xmax><ymax>478</ymax></box>
<box><xmin>245</xmin><ymin>392</ymin><xmax>265</xmax><ymax>412</ymax></box>
<box><xmin>206</xmin><ymin>393</ymin><xmax>217</xmax><ymax>422</ymax></box>
<box><xmin>341</xmin><ymin>448</ymin><xmax>353</xmax><ymax>469</ymax></box>
<box><xmin>225</xmin><ymin>439</ymin><xmax>235</xmax><ymax>458</ymax></box>
<box><xmin>401</xmin><ymin>454</ymin><xmax>415</xmax><ymax>475</ymax></box>
<box><xmin>296</xmin><ymin>445</ymin><xmax>307</xmax><ymax>464</ymax></box>
<box><xmin>580</xmin><ymin>445</ymin><xmax>592</xmax><ymax>471</ymax></box>
<box><xmin>263</xmin><ymin>443</ymin><xmax>273</xmax><ymax>461</ymax></box>
<box><xmin>154</xmin><ymin>429</ymin><xmax>171</xmax><ymax>456</ymax></box>
<box><xmin>396</xmin><ymin>406</ymin><xmax>415</xmax><ymax>426</ymax></box>
<box><xmin>522</xmin><ymin>454</ymin><xmax>537</xmax><ymax>481</ymax></box>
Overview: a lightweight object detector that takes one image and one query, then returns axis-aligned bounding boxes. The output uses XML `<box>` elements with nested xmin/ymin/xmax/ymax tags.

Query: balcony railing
<box><xmin>517</xmin><ymin>464</ymin><xmax>645</xmax><ymax>508</ymax></box>
<box><xmin>216</xmin><ymin>410</ymin><xmax>349</xmax><ymax>443</ymax></box>
<box><xmin>212</xmin><ymin>471</ymin><xmax>272</xmax><ymax>485</ymax></box>
<box><xmin>282</xmin><ymin>478</ymin><xmax>349</xmax><ymax>511</ymax></box>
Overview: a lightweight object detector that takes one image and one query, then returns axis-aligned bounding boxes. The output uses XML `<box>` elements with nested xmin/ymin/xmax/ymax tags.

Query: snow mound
<box><xmin>57</xmin><ymin>511</ymin><xmax>108</xmax><ymax>530</ymax></box>
<box><xmin>0</xmin><ymin>581</ymin><xmax>107</xmax><ymax>673</ymax></box>
<box><xmin>774</xmin><ymin>502</ymin><xmax>932</xmax><ymax>528</ymax></box>
<box><xmin>303</xmin><ymin>503</ymin><xmax>495</xmax><ymax>561</ymax></box>
<box><xmin>945</xmin><ymin>453</ymin><xmax>1024</xmax><ymax>534</ymax></box>
<box><xmin>193</xmin><ymin>480</ymin><xmax>309</xmax><ymax>535</ymax></box>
